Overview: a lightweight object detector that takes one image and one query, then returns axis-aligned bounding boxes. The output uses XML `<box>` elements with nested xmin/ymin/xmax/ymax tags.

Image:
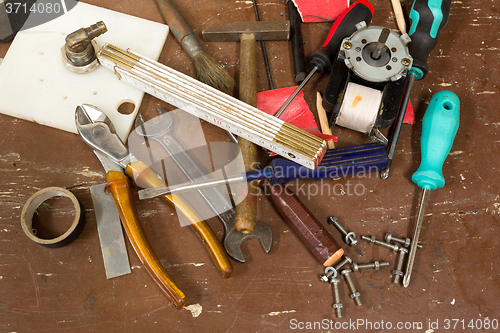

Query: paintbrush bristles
<box><xmin>194</xmin><ymin>52</ymin><xmax>234</xmax><ymax>93</ymax></box>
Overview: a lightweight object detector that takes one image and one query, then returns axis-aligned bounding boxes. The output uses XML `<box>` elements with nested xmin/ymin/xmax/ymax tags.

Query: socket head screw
<box><xmin>334</xmin><ymin>256</ymin><xmax>353</xmax><ymax>271</ymax></box>
<box><xmin>369</xmin><ymin>235</ymin><xmax>376</xmax><ymax>245</ymax></box>
<box><xmin>328</xmin><ymin>217</ymin><xmax>359</xmax><ymax>246</ymax></box>
<box><xmin>330</xmin><ymin>278</ymin><xmax>343</xmax><ymax>318</ymax></box>
<box><xmin>385</xmin><ymin>232</ymin><xmax>410</xmax><ymax>247</ymax></box>
<box><xmin>341</xmin><ymin>269</ymin><xmax>351</xmax><ymax>276</ymax></box>
<box><xmin>385</xmin><ymin>232</ymin><xmax>422</xmax><ymax>249</ymax></box>
<box><xmin>361</xmin><ymin>235</ymin><xmax>376</xmax><ymax>245</ymax></box>
<box><xmin>320</xmin><ymin>266</ymin><xmax>337</xmax><ymax>282</ymax></box>
<box><xmin>341</xmin><ymin>269</ymin><xmax>362</xmax><ymax>307</ymax></box>
<box><xmin>352</xmin><ymin>262</ymin><xmax>360</xmax><ymax>272</ymax></box>
<box><xmin>345</xmin><ymin>232</ymin><xmax>359</xmax><ymax>246</ymax></box>
<box><xmin>393</xmin><ymin>247</ymin><xmax>408</xmax><ymax>284</ymax></box>
<box><xmin>391</xmin><ymin>243</ymin><xmax>400</xmax><ymax>253</ymax></box>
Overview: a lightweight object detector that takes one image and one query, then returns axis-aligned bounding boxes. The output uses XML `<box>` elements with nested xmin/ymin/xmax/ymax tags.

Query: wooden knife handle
<box><xmin>261</xmin><ymin>179</ymin><xmax>343</xmax><ymax>266</ymax></box>
<box><xmin>125</xmin><ymin>160</ymin><xmax>233</xmax><ymax>278</ymax></box>
<box><xmin>105</xmin><ymin>171</ymin><xmax>186</xmax><ymax>308</ymax></box>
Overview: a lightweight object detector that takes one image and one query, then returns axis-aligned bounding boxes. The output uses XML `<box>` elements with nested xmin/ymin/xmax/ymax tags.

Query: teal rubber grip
<box><xmin>412</xmin><ymin>91</ymin><xmax>460</xmax><ymax>191</ymax></box>
<box><xmin>408</xmin><ymin>0</ymin><xmax>451</xmax><ymax>80</ymax></box>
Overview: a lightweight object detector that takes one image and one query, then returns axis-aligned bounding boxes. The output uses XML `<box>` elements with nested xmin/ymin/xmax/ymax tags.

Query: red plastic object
<box><xmin>291</xmin><ymin>0</ymin><xmax>349</xmax><ymax>23</ymax></box>
<box><xmin>257</xmin><ymin>87</ymin><xmax>338</xmax><ymax>144</ymax></box>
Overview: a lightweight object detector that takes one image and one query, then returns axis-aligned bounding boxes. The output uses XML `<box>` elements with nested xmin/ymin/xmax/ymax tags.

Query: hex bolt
<box><xmin>341</xmin><ymin>269</ymin><xmax>362</xmax><ymax>306</ymax></box>
<box><xmin>319</xmin><ymin>266</ymin><xmax>337</xmax><ymax>283</ymax></box>
<box><xmin>330</xmin><ymin>278</ymin><xmax>343</xmax><ymax>318</ymax></box>
<box><xmin>352</xmin><ymin>261</ymin><xmax>390</xmax><ymax>272</ymax></box>
<box><xmin>393</xmin><ymin>247</ymin><xmax>408</xmax><ymax>284</ymax></box>
<box><xmin>327</xmin><ymin>216</ymin><xmax>359</xmax><ymax>246</ymax></box>
<box><xmin>385</xmin><ymin>232</ymin><xmax>423</xmax><ymax>249</ymax></box>
<box><xmin>361</xmin><ymin>235</ymin><xmax>400</xmax><ymax>253</ymax></box>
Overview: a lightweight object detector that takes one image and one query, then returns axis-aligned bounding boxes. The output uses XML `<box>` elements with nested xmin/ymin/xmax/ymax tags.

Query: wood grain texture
<box><xmin>0</xmin><ymin>0</ymin><xmax>499</xmax><ymax>331</ymax></box>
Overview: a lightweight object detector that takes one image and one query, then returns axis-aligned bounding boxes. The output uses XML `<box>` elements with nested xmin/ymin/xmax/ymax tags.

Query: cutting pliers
<box><xmin>75</xmin><ymin>104</ymin><xmax>233</xmax><ymax>308</ymax></box>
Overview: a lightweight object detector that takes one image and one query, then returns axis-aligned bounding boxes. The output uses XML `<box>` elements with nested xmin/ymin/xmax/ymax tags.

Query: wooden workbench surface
<box><xmin>1</xmin><ymin>0</ymin><xmax>498</xmax><ymax>332</ymax></box>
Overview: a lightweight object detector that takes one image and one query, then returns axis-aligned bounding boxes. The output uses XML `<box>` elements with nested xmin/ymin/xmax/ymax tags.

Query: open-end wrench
<box><xmin>134</xmin><ymin>109</ymin><xmax>272</xmax><ymax>262</ymax></box>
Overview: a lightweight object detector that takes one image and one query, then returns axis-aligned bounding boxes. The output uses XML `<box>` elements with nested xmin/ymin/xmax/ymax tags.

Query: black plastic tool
<box><xmin>287</xmin><ymin>0</ymin><xmax>307</xmax><ymax>84</ymax></box>
<box><xmin>380</xmin><ymin>0</ymin><xmax>452</xmax><ymax>179</ymax></box>
<box><xmin>275</xmin><ymin>0</ymin><xmax>374</xmax><ymax>117</ymax></box>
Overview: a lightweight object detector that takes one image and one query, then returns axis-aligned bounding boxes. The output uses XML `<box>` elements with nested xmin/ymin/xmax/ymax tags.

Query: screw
<box><xmin>343</xmin><ymin>42</ymin><xmax>352</xmax><ymax>50</ymax></box>
<box><xmin>401</xmin><ymin>58</ymin><xmax>411</xmax><ymax>66</ymax></box>
<box><xmin>351</xmin><ymin>261</ymin><xmax>390</xmax><ymax>272</ymax></box>
<box><xmin>361</xmin><ymin>235</ymin><xmax>400</xmax><ymax>253</ymax></box>
<box><xmin>393</xmin><ymin>248</ymin><xmax>408</xmax><ymax>284</ymax></box>
<box><xmin>341</xmin><ymin>269</ymin><xmax>362</xmax><ymax>306</ymax></box>
<box><xmin>328</xmin><ymin>217</ymin><xmax>358</xmax><ymax>246</ymax></box>
<box><xmin>385</xmin><ymin>232</ymin><xmax>423</xmax><ymax>249</ymax></box>
<box><xmin>334</xmin><ymin>256</ymin><xmax>353</xmax><ymax>271</ymax></box>
<box><xmin>330</xmin><ymin>278</ymin><xmax>343</xmax><ymax>318</ymax></box>
<box><xmin>319</xmin><ymin>266</ymin><xmax>337</xmax><ymax>283</ymax></box>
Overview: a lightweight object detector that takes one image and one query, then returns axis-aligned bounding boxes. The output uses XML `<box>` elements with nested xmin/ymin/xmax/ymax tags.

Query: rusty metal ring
<box><xmin>20</xmin><ymin>187</ymin><xmax>84</xmax><ymax>248</ymax></box>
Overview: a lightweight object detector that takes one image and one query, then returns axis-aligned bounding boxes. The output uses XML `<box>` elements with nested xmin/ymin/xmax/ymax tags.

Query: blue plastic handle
<box><xmin>412</xmin><ymin>90</ymin><xmax>460</xmax><ymax>190</ymax></box>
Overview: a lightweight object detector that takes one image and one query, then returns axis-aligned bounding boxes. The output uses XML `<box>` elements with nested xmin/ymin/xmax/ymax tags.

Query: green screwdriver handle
<box><xmin>412</xmin><ymin>90</ymin><xmax>460</xmax><ymax>191</ymax></box>
<box><xmin>408</xmin><ymin>0</ymin><xmax>452</xmax><ymax>80</ymax></box>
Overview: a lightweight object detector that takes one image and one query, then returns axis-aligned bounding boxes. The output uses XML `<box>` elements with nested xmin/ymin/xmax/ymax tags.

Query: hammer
<box><xmin>202</xmin><ymin>21</ymin><xmax>289</xmax><ymax>235</ymax></box>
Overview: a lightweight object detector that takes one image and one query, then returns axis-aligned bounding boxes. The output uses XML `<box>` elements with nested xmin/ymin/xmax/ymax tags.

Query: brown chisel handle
<box><xmin>261</xmin><ymin>179</ymin><xmax>344</xmax><ymax>266</ymax></box>
<box><xmin>104</xmin><ymin>171</ymin><xmax>186</xmax><ymax>308</ymax></box>
<box><xmin>154</xmin><ymin>0</ymin><xmax>203</xmax><ymax>59</ymax></box>
<box><xmin>125</xmin><ymin>161</ymin><xmax>233</xmax><ymax>278</ymax></box>
<box><xmin>235</xmin><ymin>33</ymin><xmax>259</xmax><ymax>234</ymax></box>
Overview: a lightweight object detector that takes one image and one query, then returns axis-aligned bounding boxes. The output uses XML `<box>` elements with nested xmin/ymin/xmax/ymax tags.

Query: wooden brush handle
<box><xmin>125</xmin><ymin>161</ymin><xmax>233</xmax><ymax>278</ymax></box>
<box><xmin>261</xmin><ymin>179</ymin><xmax>343</xmax><ymax>266</ymax></box>
<box><xmin>154</xmin><ymin>0</ymin><xmax>203</xmax><ymax>59</ymax></box>
<box><xmin>105</xmin><ymin>171</ymin><xmax>186</xmax><ymax>308</ymax></box>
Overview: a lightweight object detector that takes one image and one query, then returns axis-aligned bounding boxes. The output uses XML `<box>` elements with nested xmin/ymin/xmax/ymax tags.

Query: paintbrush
<box><xmin>154</xmin><ymin>0</ymin><xmax>234</xmax><ymax>92</ymax></box>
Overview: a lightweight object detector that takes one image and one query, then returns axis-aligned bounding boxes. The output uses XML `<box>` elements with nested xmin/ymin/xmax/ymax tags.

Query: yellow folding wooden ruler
<box><xmin>97</xmin><ymin>44</ymin><xmax>326</xmax><ymax>169</ymax></box>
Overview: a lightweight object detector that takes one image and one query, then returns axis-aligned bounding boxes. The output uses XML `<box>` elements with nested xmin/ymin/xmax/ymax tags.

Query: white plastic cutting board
<box><xmin>0</xmin><ymin>2</ymin><xmax>169</xmax><ymax>140</ymax></box>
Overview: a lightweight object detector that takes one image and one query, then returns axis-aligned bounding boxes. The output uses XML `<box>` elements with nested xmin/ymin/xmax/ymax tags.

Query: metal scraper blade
<box><xmin>90</xmin><ymin>183</ymin><xmax>131</xmax><ymax>279</ymax></box>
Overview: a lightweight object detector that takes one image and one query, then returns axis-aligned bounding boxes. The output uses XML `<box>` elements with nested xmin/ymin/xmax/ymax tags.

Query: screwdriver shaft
<box><xmin>380</xmin><ymin>73</ymin><xmax>416</xmax><ymax>179</ymax></box>
<box><xmin>403</xmin><ymin>187</ymin><xmax>429</xmax><ymax>287</ymax></box>
<box><xmin>275</xmin><ymin>66</ymin><xmax>319</xmax><ymax>117</ymax></box>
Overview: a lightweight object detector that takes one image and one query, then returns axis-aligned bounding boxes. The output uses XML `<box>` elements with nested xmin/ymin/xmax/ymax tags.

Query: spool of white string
<box><xmin>336</xmin><ymin>82</ymin><xmax>383</xmax><ymax>134</ymax></box>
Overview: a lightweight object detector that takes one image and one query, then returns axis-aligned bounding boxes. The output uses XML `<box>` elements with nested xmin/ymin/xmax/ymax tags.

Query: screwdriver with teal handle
<box><xmin>402</xmin><ymin>90</ymin><xmax>460</xmax><ymax>288</ymax></box>
<box><xmin>380</xmin><ymin>0</ymin><xmax>452</xmax><ymax>179</ymax></box>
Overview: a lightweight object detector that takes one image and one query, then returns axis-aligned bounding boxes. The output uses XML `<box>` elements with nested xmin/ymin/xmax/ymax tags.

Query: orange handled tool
<box><xmin>76</xmin><ymin>105</ymin><xmax>233</xmax><ymax>308</ymax></box>
<box><xmin>126</xmin><ymin>160</ymin><xmax>233</xmax><ymax>277</ymax></box>
<box><xmin>102</xmin><ymin>164</ymin><xmax>186</xmax><ymax>308</ymax></box>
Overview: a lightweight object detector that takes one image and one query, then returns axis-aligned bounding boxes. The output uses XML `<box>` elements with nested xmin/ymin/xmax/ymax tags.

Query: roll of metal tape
<box><xmin>20</xmin><ymin>187</ymin><xmax>84</xmax><ymax>248</ymax></box>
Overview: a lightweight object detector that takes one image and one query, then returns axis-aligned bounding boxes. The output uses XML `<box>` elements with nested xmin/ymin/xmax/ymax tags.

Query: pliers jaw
<box><xmin>75</xmin><ymin>104</ymin><xmax>131</xmax><ymax>167</ymax></box>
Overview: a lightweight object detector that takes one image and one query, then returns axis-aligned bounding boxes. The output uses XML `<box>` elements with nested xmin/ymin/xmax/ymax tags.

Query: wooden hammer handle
<box><xmin>235</xmin><ymin>34</ymin><xmax>259</xmax><ymax>234</ymax></box>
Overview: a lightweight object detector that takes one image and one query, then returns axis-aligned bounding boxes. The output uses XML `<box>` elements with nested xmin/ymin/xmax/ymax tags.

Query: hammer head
<box><xmin>202</xmin><ymin>21</ymin><xmax>290</xmax><ymax>42</ymax></box>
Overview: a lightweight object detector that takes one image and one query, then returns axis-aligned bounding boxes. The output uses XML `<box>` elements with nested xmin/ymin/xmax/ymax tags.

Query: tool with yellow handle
<box><xmin>95</xmin><ymin>152</ymin><xmax>186</xmax><ymax>308</ymax></box>
<box><xmin>76</xmin><ymin>104</ymin><xmax>233</xmax><ymax>306</ymax></box>
<box><xmin>125</xmin><ymin>159</ymin><xmax>233</xmax><ymax>275</ymax></box>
